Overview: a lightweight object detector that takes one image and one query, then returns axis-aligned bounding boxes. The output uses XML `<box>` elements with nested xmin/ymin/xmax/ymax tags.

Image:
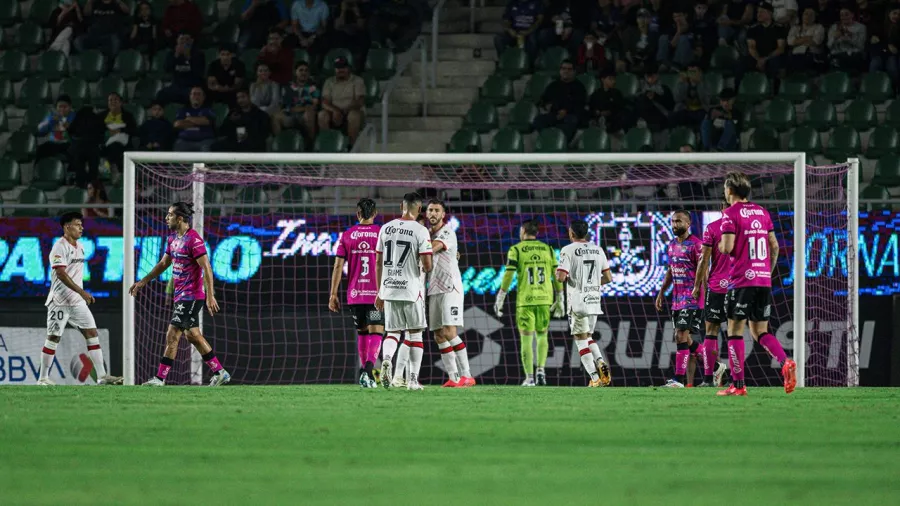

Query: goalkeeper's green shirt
<box><xmin>503</xmin><ymin>240</ymin><xmax>558</xmax><ymax>307</ymax></box>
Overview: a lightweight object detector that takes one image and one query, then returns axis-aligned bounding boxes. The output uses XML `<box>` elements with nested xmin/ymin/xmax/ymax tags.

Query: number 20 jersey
<box><xmin>376</xmin><ymin>218</ymin><xmax>433</xmax><ymax>302</ymax></box>
<box><xmin>336</xmin><ymin>223</ymin><xmax>381</xmax><ymax>305</ymax></box>
<box><xmin>720</xmin><ymin>202</ymin><xmax>775</xmax><ymax>289</ymax></box>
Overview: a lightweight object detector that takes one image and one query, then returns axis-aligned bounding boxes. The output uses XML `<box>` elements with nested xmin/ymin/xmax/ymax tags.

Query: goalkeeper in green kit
<box><xmin>493</xmin><ymin>220</ymin><xmax>564</xmax><ymax>386</ymax></box>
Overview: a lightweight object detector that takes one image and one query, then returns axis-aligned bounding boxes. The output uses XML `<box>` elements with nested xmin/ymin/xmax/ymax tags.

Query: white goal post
<box><xmin>122</xmin><ymin>151</ymin><xmax>859</xmax><ymax>388</ymax></box>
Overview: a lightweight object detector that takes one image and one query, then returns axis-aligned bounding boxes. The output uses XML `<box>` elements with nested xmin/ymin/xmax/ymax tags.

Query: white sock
<box><xmin>577</xmin><ymin>339</ymin><xmax>599</xmax><ymax>380</ymax></box>
<box><xmin>537</xmin><ymin>367</ymin><xmax>545</xmax><ymax>375</ymax></box>
<box><xmin>395</xmin><ymin>341</ymin><xmax>410</xmax><ymax>379</ymax></box>
<box><xmin>382</xmin><ymin>333</ymin><xmax>400</xmax><ymax>362</ymax></box>
<box><xmin>588</xmin><ymin>340</ymin><xmax>604</xmax><ymax>362</ymax></box>
<box><xmin>40</xmin><ymin>340</ymin><xmax>58</xmax><ymax>380</ymax></box>
<box><xmin>438</xmin><ymin>341</ymin><xmax>460</xmax><ymax>382</ymax></box>
<box><xmin>407</xmin><ymin>331</ymin><xmax>424</xmax><ymax>382</ymax></box>
<box><xmin>85</xmin><ymin>337</ymin><xmax>107</xmax><ymax>378</ymax></box>
<box><xmin>448</xmin><ymin>336</ymin><xmax>471</xmax><ymax>377</ymax></box>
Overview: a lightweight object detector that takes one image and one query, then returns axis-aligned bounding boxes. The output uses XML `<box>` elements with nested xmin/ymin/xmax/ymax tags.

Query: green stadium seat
<box><xmin>0</xmin><ymin>108</ymin><xmax>6</xmax><ymax>133</ymax></box>
<box><xmin>148</xmin><ymin>51</ymin><xmax>170</xmax><ymax>80</ymax></box>
<box><xmin>36</xmin><ymin>51</ymin><xmax>68</xmax><ymax>82</ymax></box>
<box><xmin>241</xmin><ymin>49</ymin><xmax>260</xmax><ymax>74</ymax></box>
<box><xmin>94</xmin><ymin>77</ymin><xmax>127</xmax><ymax>107</ymax></box>
<box><xmin>293</xmin><ymin>48</ymin><xmax>311</xmax><ymax>67</ymax></box>
<box><xmin>164</xmin><ymin>103</ymin><xmax>181</xmax><ymax>123</ymax></box>
<box><xmin>577</xmin><ymin>73</ymin><xmax>599</xmax><ymax>97</ymax></box>
<box><xmin>364</xmin><ymin>74</ymin><xmax>380</xmax><ymax>107</ymax></box>
<box><xmin>446</xmin><ymin>129</ymin><xmax>481</xmax><ymax>153</ymax></box>
<box><xmin>873</xmin><ymin>155</ymin><xmax>900</xmax><ymax>187</ymax></box>
<box><xmin>24</xmin><ymin>105</ymin><xmax>50</xmax><ymax>133</ymax></box>
<box><xmin>886</xmin><ymin>100</ymin><xmax>900</xmax><ymax>129</ymax></box>
<box><xmin>73</xmin><ymin>50</ymin><xmax>107</xmax><ymax>82</ymax></box>
<box><xmin>321</xmin><ymin>48</ymin><xmax>354</xmax><ymax>75</ymax></box>
<box><xmin>0</xmin><ymin>1</ymin><xmax>22</xmax><ymax>28</ymax></box>
<box><xmin>133</xmin><ymin>77</ymin><xmax>162</xmax><ymax>108</ymax></box>
<box><xmin>506</xmin><ymin>100</ymin><xmax>538</xmax><ymax>134</ymax></box>
<box><xmin>195</xmin><ymin>0</ymin><xmax>218</xmax><ymax>21</ymax></box>
<box><xmin>314</xmin><ymin>130</ymin><xmax>349</xmax><ymax>152</ymax></box>
<box><xmin>0</xmin><ymin>78</ymin><xmax>12</xmax><ymax>107</ymax></box>
<box><xmin>462</xmin><ymin>101</ymin><xmax>498</xmax><ymax>133</ymax></box>
<box><xmin>108</xmin><ymin>186</ymin><xmax>124</xmax><ymax>204</ymax></box>
<box><xmin>212</xmin><ymin>103</ymin><xmax>229</xmax><ymax>127</ymax></box>
<box><xmin>703</xmin><ymin>71</ymin><xmax>724</xmax><ymax>97</ymax></box>
<box><xmin>534</xmin><ymin>127</ymin><xmax>567</xmax><ymax>153</ymax></box>
<box><xmin>17</xmin><ymin>77</ymin><xmax>51</xmax><ymax>108</ymax></box>
<box><xmin>824</xmin><ymin>125</ymin><xmax>862</xmax><ymax>161</ymax></box>
<box><xmin>773</xmin><ymin>176</ymin><xmax>794</xmax><ymax>200</ymax></box>
<box><xmin>282</xmin><ymin>185</ymin><xmax>312</xmax><ymax>204</ymax></box>
<box><xmin>364</xmin><ymin>48</ymin><xmax>396</xmax><ymax>81</ymax></box>
<box><xmin>125</xmin><ymin>103</ymin><xmax>146</xmax><ymax>126</ymax></box>
<box><xmin>523</xmin><ymin>73</ymin><xmax>555</xmax><ymax>103</ymax></box>
<box><xmin>63</xmin><ymin>187</ymin><xmax>89</xmax><ymax>205</ymax></box>
<box><xmin>490</xmin><ymin>127</ymin><xmax>524</xmax><ymax>153</ymax></box>
<box><xmin>737</xmin><ymin>72</ymin><xmax>770</xmax><ymax>105</ymax></box>
<box><xmin>16</xmin><ymin>22</ymin><xmax>45</xmax><ymax>54</ymax></box>
<box><xmin>214</xmin><ymin>20</ymin><xmax>240</xmax><ymax>47</ymax></box>
<box><xmin>779</xmin><ymin>76</ymin><xmax>812</xmax><ymax>103</ymax></box>
<box><xmin>747</xmin><ymin>127</ymin><xmax>781</xmax><ymax>151</ymax></box>
<box><xmin>479</xmin><ymin>75</ymin><xmax>514</xmax><ymax>106</ymax></box>
<box><xmin>843</xmin><ymin>99</ymin><xmax>877</xmax><ymax>131</ymax></box>
<box><xmin>710</xmin><ymin>46</ymin><xmax>739</xmax><ymax>76</ymax></box>
<box><xmin>804</xmin><ymin>99</ymin><xmax>837</xmax><ymax>132</ymax></box>
<box><xmin>615</xmin><ymin>72</ymin><xmax>639</xmax><ymax>100</ymax></box>
<box><xmin>235</xmin><ymin>187</ymin><xmax>269</xmax><ymax>211</ymax></box>
<box><xmin>59</xmin><ymin>77</ymin><xmax>90</xmax><ymax>108</ymax></box>
<box><xmin>11</xmin><ymin>188</ymin><xmax>48</xmax><ymax>217</ymax></box>
<box><xmin>865</xmin><ymin>126</ymin><xmax>900</xmax><ymax>160</ymax></box>
<box><xmin>577</xmin><ymin>127</ymin><xmax>611</xmax><ymax>152</ymax></box>
<box><xmin>665</xmin><ymin>126</ymin><xmax>697</xmax><ymax>151</ymax></box>
<box><xmin>29</xmin><ymin>0</ymin><xmax>56</xmax><ymax>24</ymax></box>
<box><xmin>496</xmin><ymin>47</ymin><xmax>530</xmax><ymax>79</ymax></box>
<box><xmin>819</xmin><ymin>72</ymin><xmax>852</xmax><ymax>104</ymax></box>
<box><xmin>861</xmin><ymin>184</ymin><xmax>892</xmax><ymax>200</ymax></box>
<box><xmin>113</xmin><ymin>49</ymin><xmax>145</xmax><ymax>82</ymax></box>
<box><xmin>762</xmin><ymin>98</ymin><xmax>795</xmax><ymax>132</ymax></box>
<box><xmin>228</xmin><ymin>0</ymin><xmax>246</xmax><ymax>21</ymax></box>
<box><xmin>535</xmin><ymin>47</ymin><xmax>569</xmax><ymax>75</ymax></box>
<box><xmin>860</xmin><ymin>72</ymin><xmax>894</xmax><ymax>105</ymax></box>
<box><xmin>204</xmin><ymin>186</ymin><xmax>224</xmax><ymax>216</ymax></box>
<box><xmin>0</xmin><ymin>158</ymin><xmax>20</xmax><ymax>191</ymax></box>
<box><xmin>0</xmin><ymin>50</ymin><xmax>30</xmax><ymax>81</ymax></box>
<box><xmin>271</xmin><ymin>130</ymin><xmax>303</xmax><ymax>152</ymax></box>
<box><xmin>622</xmin><ymin>127</ymin><xmax>653</xmax><ymax>152</ymax></box>
<box><xmin>658</xmin><ymin>73</ymin><xmax>680</xmax><ymax>95</ymax></box>
<box><xmin>32</xmin><ymin>158</ymin><xmax>66</xmax><ymax>191</ymax></box>
<box><xmin>787</xmin><ymin>126</ymin><xmax>821</xmax><ymax>158</ymax></box>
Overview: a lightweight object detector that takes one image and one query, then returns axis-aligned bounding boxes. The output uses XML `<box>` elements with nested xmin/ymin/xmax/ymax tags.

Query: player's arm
<box><xmin>420</xmin><ymin>252</ymin><xmax>433</xmax><ymax>273</ymax></box>
<box><xmin>693</xmin><ymin>245</ymin><xmax>712</xmax><ymax>300</ymax></box>
<box><xmin>328</xmin><ymin>256</ymin><xmax>346</xmax><ymax>312</ymax></box>
<box><xmin>655</xmin><ymin>268</ymin><xmax>672</xmax><ymax>312</ymax></box>
<box><xmin>601</xmin><ymin>268</ymin><xmax>612</xmax><ymax>285</ymax></box>
<box><xmin>431</xmin><ymin>240</ymin><xmax>446</xmax><ymax>254</ymax></box>
<box><xmin>550</xmin><ymin>254</ymin><xmax>564</xmax><ymax>317</ymax></box>
<box><xmin>495</xmin><ymin>246</ymin><xmax>516</xmax><ymax>317</ymax></box>
<box><xmin>374</xmin><ymin>251</ymin><xmax>384</xmax><ymax>310</ymax></box>
<box><xmin>196</xmin><ymin>254</ymin><xmax>219</xmax><ymax>315</ymax></box>
<box><xmin>767</xmin><ymin>231</ymin><xmax>779</xmax><ymax>274</ymax></box>
<box><xmin>129</xmin><ymin>254</ymin><xmax>173</xmax><ymax>295</ymax></box>
<box><xmin>720</xmin><ymin>233</ymin><xmax>735</xmax><ymax>254</ymax></box>
<box><xmin>55</xmin><ymin>267</ymin><xmax>95</xmax><ymax>304</ymax></box>
<box><xmin>555</xmin><ymin>269</ymin><xmax>567</xmax><ymax>284</ymax></box>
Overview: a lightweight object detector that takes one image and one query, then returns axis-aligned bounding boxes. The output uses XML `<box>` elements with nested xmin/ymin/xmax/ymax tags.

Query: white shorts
<box><xmin>46</xmin><ymin>303</ymin><xmax>97</xmax><ymax>336</ymax></box>
<box><xmin>568</xmin><ymin>313</ymin><xmax>598</xmax><ymax>336</ymax></box>
<box><xmin>384</xmin><ymin>299</ymin><xmax>427</xmax><ymax>332</ymax></box>
<box><xmin>428</xmin><ymin>291</ymin><xmax>464</xmax><ymax>331</ymax></box>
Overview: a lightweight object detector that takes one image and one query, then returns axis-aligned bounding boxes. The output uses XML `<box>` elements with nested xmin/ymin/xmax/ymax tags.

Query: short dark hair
<box><xmin>569</xmin><ymin>220</ymin><xmax>589</xmax><ymax>240</ymax></box>
<box><xmin>403</xmin><ymin>192</ymin><xmax>422</xmax><ymax>209</ymax></box>
<box><xmin>427</xmin><ymin>199</ymin><xmax>447</xmax><ymax>213</ymax></box>
<box><xmin>295</xmin><ymin>61</ymin><xmax>309</xmax><ymax>70</ymax></box>
<box><xmin>673</xmin><ymin>209</ymin><xmax>691</xmax><ymax>221</ymax></box>
<box><xmin>725</xmin><ymin>171</ymin><xmax>752</xmax><ymax>199</ymax></box>
<box><xmin>357</xmin><ymin>198</ymin><xmax>377</xmax><ymax>220</ymax></box>
<box><xmin>57</xmin><ymin>94</ymin><xmax>72</xmax><ymax>105</ymax></box>
<box><xmin>170</xmin><ymin>202</ymin><xmax>194</xmax><ymax>222</ymax></box>
<box><xmin>560</xmin><ymin>58</ymin><xmax>574</xmax><ymax>68</ymax></box>
<box><xmin>60</xmin><ymin>212</ymin><xmax>83</xmax><ymax>229</ymax></box>
<box><xmin>521</xmin><ymin>219</ymin><xmax>540</xmax><ymax>237</ymax></box>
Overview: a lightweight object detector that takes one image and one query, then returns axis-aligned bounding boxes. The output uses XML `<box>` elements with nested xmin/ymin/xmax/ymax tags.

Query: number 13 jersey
<box><xmin>376</xmin><ymin>218</ymin><xmax>433</xmax><ymax>302</ymax></box>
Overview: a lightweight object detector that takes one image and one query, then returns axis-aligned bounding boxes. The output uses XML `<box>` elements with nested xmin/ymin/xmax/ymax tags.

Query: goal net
<box><xmin>122</xmin><ymin>153</ymin><xmax>858</xmax><ymax>388</ymax></box>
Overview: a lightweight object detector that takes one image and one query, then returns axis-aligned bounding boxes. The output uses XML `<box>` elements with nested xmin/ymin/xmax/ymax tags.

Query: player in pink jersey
<box><xmin>129</xmin><ymin>202</ymin><xmax>231</xmax><ymax>387</ymax></box>
<box><xmin>329</xmin><ymin>198</ymin><xmax>384</xmax><ymax>389</ymax></box>
<box><xmin>718</xmin><ymin>172</ymin><xmax>795</xmax><ymax>396</ymax></box>
<box><xmin>692</xmin><ymin>200</ymin><xmax>731</xmax><ymax>387</ymax></box>
<box><xmin>655</xmin><ymin>210</ymin><xmax>704</xmax><ymax>388</ymax></box>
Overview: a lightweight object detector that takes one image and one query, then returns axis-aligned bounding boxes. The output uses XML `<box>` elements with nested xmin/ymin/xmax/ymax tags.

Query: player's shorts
<box><xmin>349</xmin><ymin>304</ymin><xmax>384</xmax><ymax>331</ymax></box>
<box><xmin>428</xmin><ymin>291</ymin><xmax>464</xmax><ymax>331</ymax></box>
<box><xmin>384</xmin><ymin>299</ymin><xmax>426</xmax><ymax>332</ymax></box>
<box><xmin>516</xmin><ymin>305</ymin><xmax>550</xmax><ymax>333</ymax></box>
<box><xmin>170</xmin><ymin>299</ymin><xmax>204</xmax><ymax>330</ymax></box>
<box><xmin>726</xmin><ymin>287</ymin><xmax>772</xmax><ymax>322</ymax></box>
<box><xmin>672</xmin><ymin>308</ymin><xmax>702</xmax><ymax>334</ymax></box>
<box><xmin>568</xmin><ymin>313</ymin><xmax>598</xmax><ymax>336</ymax></box>
<box><xmin>46</xmin><ymin>303</ymin><xmax>96</xmax><ymax>336</ymax></box>
<box><xmin>704</xmin><ymin>290</ymin><xmax>728</xmax><ymax>324</ymax></box>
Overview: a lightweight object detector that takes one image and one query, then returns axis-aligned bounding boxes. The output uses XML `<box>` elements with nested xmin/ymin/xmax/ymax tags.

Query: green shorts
<box><xmin>516</xmin><ymin>305</ymin><xmax>550</xmax><ymax>333</ymax></box>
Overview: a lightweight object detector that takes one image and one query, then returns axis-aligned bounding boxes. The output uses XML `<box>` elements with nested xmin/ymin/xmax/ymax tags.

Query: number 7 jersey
<box><xmin>376</xmin><ymin>218</ymin><xmax>433</xmax><ymax>302</ymax></box>
<box><xmin>506</xmin><ymin>239</ymin><xmax>556</xmax><ymax>307</ymax></box>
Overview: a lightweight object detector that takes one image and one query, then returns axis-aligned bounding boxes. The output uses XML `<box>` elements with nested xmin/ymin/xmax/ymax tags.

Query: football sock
<box><xmin>357</xmin><ymin>333</ymin><xmax>367</xmax><ymax>368</ymax></box>
<box><xmin>364</xmin><ymin>361</ymin><xmax>375</xmax><ymax>380</ymax></box>
<box><xmin>157</xmin><ymin>356</ymin><xmax>174</xmax><ymax>381</ymax></box>
<box><xmin>449</xmin><ymin>336</ymin><xmax>471</xmax><ymax>377</ymax></box>
<box><xmin>703</xmin><ymin>337</ymin><xmax>718</xmax><ymax>384</ymax></box>
<box><xmin>365</xmin><ymin>334</ymin><xmax>382</xmax><ymax>366</ymax></box>
<box><xmin>576</xmin><ymin>339</ymin><xmax>599</xmax><ymax>380</ymax></box>
<box><xmin>758</xmin><ymin>332</ymin><xmax>787</xmax><ymax>366</ymax></box>
<box><xmin>520</xmin><ymin>332</ymin><xmax>534</xmax><ymax>376</ymax></box>
<box><xmin>587</xmin><ymin>339</ymin><xmax>604</xmax><ymax>362</ymax></box>
<box><xmin>395</xmin><ymin>340</ymin><xmax>410</xmax><ymax>379</ymax></box>
<box><xmin>85</xmin><ymin>337</ymin><xmax>107</xmax><ymax>378</ymax></box>
<box><xmin>40</xmin><ymin>340</ymin><xmax>58</xmax><ymax>380</ymax></box>
<box><xmin>727</xmin><ymin>337</ymin><xmax>746</xmax><ymax>389</ymax></box>
<box><xmin>675</xmin><ymin>342</ymin><xmax>690</xmax><ymax>384</ymax></box>
<box><xmin>438</xmin><ymin>341</ymin><xmax>460</xmax><ymax>383</ymax></box>
<box><xmin>536</xmin><ymin>332</ymin><xmax>549</xmax><ymax>367</ymax></box>
<box><xmin>406</xmin><ymin>332</ymin><xmax>424</xmax><ymax>382</ymax></box>
<box><xmin>382</xmin><ymin>333</ymin><xmax>400</xmax><ymax>361</ymax></box>
<box><xmin>201</xmin><ymin>351</ymin><xmax>223</xmax><ymax>374</ymax></box>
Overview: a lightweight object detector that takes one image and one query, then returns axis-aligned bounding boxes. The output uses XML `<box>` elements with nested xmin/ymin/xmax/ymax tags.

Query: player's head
<box><xmin>671</xmin><ymin>210</ymin><xmax>691</xmax><ymax>237</ymax></box>
<box><xmin>166</xmin><ymin>202</ymin><xmax>194</xmax><ymax>230</ymax></box>
<box><xmin>356</xmin><ymin>198</ymin><xmax>377</xmax><ymax>223</ymax></box>
<box><xmin>520</xmin><ymin>219</ymin><xmax>539</xmax><ymax>240</ymax></box>
<box><xmin>724</xmin><ymin>171</ymin><xmax>752</xmax><ymax>203</ymax></box>
<box><xmin>401</xmin><ymin>192</ymin><xmax>423</xmax><ymax>216</ymax></box>
<box><xmin>426</xmin><ymin>199</ymin><xmax>447</xmax><ymax>227</ymax></box>
<box><xmin>60</xmin><ymin>212</ymin><xmax>84</xmax><ymax>239</ymax></box>
<box><xmin>568</xmin><ymin>220</ymin><xmax>589</xmax><ymax>242</ymax></box>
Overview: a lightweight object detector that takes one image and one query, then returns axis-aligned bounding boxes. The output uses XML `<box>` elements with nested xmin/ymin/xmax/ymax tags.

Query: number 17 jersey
<box><xmin>376</xmin><ymin>218</ymin><xmax>432</xmax><ymax>302</ymax></box>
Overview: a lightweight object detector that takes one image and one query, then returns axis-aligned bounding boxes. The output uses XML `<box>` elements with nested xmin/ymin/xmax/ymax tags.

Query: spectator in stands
<box><xmin>827</xmin><ymin>7</ymin><xmax>867</xmax><ymax>73</ymax></box>
<box><xmin>319</xmin><ymin>57</ymin><xmax>365</xmax><ymax>146</ymax></box>
<box><xmin>635</xmin><ymin>62</ymin><xmax>673</xmax><ymax>132</ymax></box>
<box><xmin>83</xmin><ymin>180</ymin><xmax>111</xmax><ymax>217</ymax></box>
<box><xmin>272</xmin><ymin>62</ymin><xmax>320</xmax><ymax>144</ymax></box>
<box><xmin>813</xmin><ymin>0</ymin><xmax>840</xmax><ymax>28</ymax></box>
<box><xmin>74</xmin><ymin>0</ymin><xmax>130</xmax><ymax>60</ymax></box>
<box><xmin>216</xmin><ymin>89</ymin><xmax>272</xmax><ymax>152</ymax></box>
<box><xmin>539</xmin><ymin>0</ymin><xmax>582</xmax><ymax>55</ymax></box>
<box><xmin>718</xmin><ymin>0</ymin><xmax>754</xmax><ymax>47</ymax></box>
<box><xmin>257</xmin><ymin>30</ymin><xmax>295</xmax><ymax>85</ymax></box>
<box><xmin>787</xmin><ymin>7</ymin><xmax>826</xmax><ymax>73</ymax></box>
<box><xmin>250</xmin><ymin>63</ymin><xmax>282</xmax><ymax>115</ymax></box>
<box><xmin>577</xmin><ymin>33</ymin><xmax>608</xmax><ymax>73</ymax></box>
<box><xmin>671</xmin><ymin>62</ymin><xmax>715</xmax><ymax>127</ymax></box>
<box><xmin>495</xmin><ymin>0</ymin><xmax>544</xmax><ymax>62</ymax></box>
<box><xmin>207</xmin><ymin>45</ymin><xmax>247</xmax><ymax>106</ymax></box>
<box><xmin>657</xmin><ymin>9</ymin><xmax>695</xmax><ymax>71</ymax></box>
<box><xmin>772</xmin><ymin>0</ymin><xmax>798</xmax><ymax>26</ymax></box>
<box><xmin>48</xmin><ymin>0</ymin><xmax>84</xmax><ymax>57</ymax></box>
<box><xmin>290</xmin><ymin>0</ymin><xmax>330</xmax><ymax>56</ymax></box>
<box><xmin>701</xmin><ymin>88</ymin><xmax>741</xmax><ymax>152</ymax></box>
<box><xmin>173</xmin><ymin>87</ymin><xmax>216</xmax><ymax>152</ymax></box>
<box><xmin>156</xmin><ymin>32</ymin><xmax>206</xmax><ymax>105</ymax></box>
<box><xmin>855</xmin><ymin>0</ymin><xmax>885</xmax><ymax>37</ymax></box>
<box><xmin>589</xmin><ymin>68</ymin><xmax>630</xmax><ymax>133</ymax></box>
<box><xmin>162</xmin><ymin>0</ymin><xmax>203</xmax><ymax>47</ymax></box>
<box><xmin>368</xmin><ymin>0</ymin><xmax>423</xmax><ymax>52</ymax></box>
<box><xmin>36</xmin><ymin>95</ymin><xmax>76</xmax><ymax>162</ymax></box>
<box><xmin>139</xmin><ymin>101</ymin><xmax>174</xmax><ymax>150</ymax></box>
<box><xmin>589</xmin><ymin>0</ymin><xmax>623</xmax><ymax>52</ymax></box>
<box><xmin>532</xmin><ymin>59</ymin><xmax>586</xmax><ymax>142</ymax></box>
<box><xmin>870</xmin><ymin>4</ymin><xmax>900</xmax><ymax>87</ymax></box>
<box><xmin>617</xmin><ymin>8</ymin><xmax>658</xmax><ymax>74</ymax></box>
<box><xmin>99</xmin><ymin>92</ymin><xmax>137</xmax><ymax>181</ymax></box>
<box><xmin>130</xmin><ymin>1</ymin><xmax>159</xmax><ymax>57</ymax></box>
<box><xmin>691</xmin><ymin>0</ymin><xmax>718</xmax><ymax>66</ymax></box>
<box><xmin>330</xmin><ymin>0</ymin><xmax>371</xmax><ymax>65</ymax></box>
<box><xmin>239</xmin><ymin>0</ymin><xmax>289</xmax><ymax>52</ymax></box>
<box><xmin>743</xmin><ymin>3</ymin><xmax>786</xmax><ymax>78</ymax></box>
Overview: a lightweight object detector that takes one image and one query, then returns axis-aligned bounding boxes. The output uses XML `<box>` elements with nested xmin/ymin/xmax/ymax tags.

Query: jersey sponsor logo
<box><xmin>383</xmin><ymin>277</ymin><xmax>408</xmax><ymax>289</ymax></box>
<box><xmin>519</xmin><ymin>245</ymin><xmax>545</xmax><ymax>253</ymax></box>
<box><xmin>172</xmin><ymin>316</ymin><xmax>181</xmax><ymax>323</ymax></box>
<box><xmin>745</xmin><ymin>269</ymin><xmax>757</xmax><ymax>280</ymax></box>
<box><xmin>574</xmin><ymin>247</ymin><xmax>601</xmax><ymax>256</ymax></box>
<box><xmin>350</xmin><ymin>230</ymin><xmax>378</xmax><ymax>240</ymax></box>
<box><xmin>48</xmin><ymin>322</ymin><xmax>60</xmax><ymax>334</ymax></box>
<box><xmin>751</xmin><ymin>220</ymin><xmax>763</xmax><ymax>230</ymax></box>
<box><xmin>450</xmin><ymin>306</ymin><xmax>459</xmax><ymax>315</ymax></box>
<box><xmin>763</xmin><ymin>305</ymin><xmax>771</xmax><ymax>318</ymax></box>
<box><xmin>529</xmin><ymin>254</ymin><xmax>541</xmax><ymax>262</ymax></box>
<box><xmin>350</xmin><ymin>289</ymin><xmax>359</xmax><ymax>298</ymax></box>
<box><xmin>677</xmin><ymin>318</ymin><xmax>687</xmax><ymax>324</ymax></box>
<box><xmin>357</xmin><ymin>242</ymin><xmax>371</xmax><ymax>250</ymax></box>
<box><xmin>582</xmin><ymin>294</ymin><xmax>602</xmax><ymax>305</ymax></box>
<box><xmin>739</xmin><ymin>207</ymin><xmax>765</xmax><ymax>218</ymax></box>
<box><xmin>383</xmin><ymin>226</ymin><xmax>413</xmax><ymax>237</ymax></box>
<box><xmin>719</xmin><ymin>279</ymin><xmax>730</xmax><ymax>289</ymax></box>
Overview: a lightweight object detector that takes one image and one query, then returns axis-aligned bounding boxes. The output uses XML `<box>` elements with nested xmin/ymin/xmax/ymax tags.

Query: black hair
<box><xmin>170</xmin><ymin>202</ymin><xmax>194</xmax><ymax>222</ymax></box>
<box><xmin>60</xmin><ymin>211</ymin><xmax>83</xmax><ymax>229</ymax></box>
<box><xmin>569</xmin><ymin>220</ymin><xmax>589</xmax><ymax>240</ymax></box>
<box><xmin>357</xmin><ymin>198</ymin><xmax>377</xmax><ymax>220</ymax></box>
<box><xmin>403</xmin><ymin>192</ymin><xmax>422</xmax><ymax>209</ymax></box>
<box><xmin>560</xmin><ymin>58</ymin><xmax>574</xmax><ymax>68</ymax></box>
<box><xmin>522</xmin><ymin>219</ymin><xmax>540</xmax><ymax>237</ymax></box>
<box><xmin>673</xmin><ymin>209</ymin><xmax>691</xmax><ymax>221</ymax></box>
<box><xmin>427</xmin><ymin>199</ymin><xmax>448</xmax><ymax>213</ymax></box>
<box><xmin>57</xmin><ymin>94</ymin><xmax>72</xmax><ymax>105</ymax></box>
<box><xmin>295</xmin><ymin>61</ymin><xmax>310</xmax><ymax>70</ymax></box>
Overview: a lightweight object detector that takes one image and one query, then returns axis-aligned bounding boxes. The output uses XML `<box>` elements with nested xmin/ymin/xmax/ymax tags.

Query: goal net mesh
<box><xmin>130</xmin><ymin>159</ymin><xmax>853</xmax><ymax>387</ymax></box>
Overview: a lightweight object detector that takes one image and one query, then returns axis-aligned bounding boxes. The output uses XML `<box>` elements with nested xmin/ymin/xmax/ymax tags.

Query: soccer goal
<box><xmin>122</xmin><ymin>152</ymin><xmax>859</xmax><ymax>388</ymax></box>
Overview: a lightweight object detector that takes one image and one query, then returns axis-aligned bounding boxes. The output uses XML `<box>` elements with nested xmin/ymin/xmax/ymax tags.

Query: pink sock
<box><xmin>675</xmin><ymin>349</ymin><xmax>689</xmax><ymax>376</ymax></box>
<box><xmin>357</xmin><ymin>334</ymin><xmax>368</xmax><ymax>366</ymax></box>
<box><xmin>758</xmin><ymin>333</ymin><xmax>787</xmax><ymax>366</ymax></box>
<box><xmin>704</xmin><ymin>338</ymin><xmax>718</xmax><ymax>376</ymax></box>
<box><xmin>365</xmin><ymin>334</ymin><xmax>382</xmax><ymax>365</ymax></box>
<box><xmin>205</xmin><ymin>356</ymin><xmax>223</xmax><ymax>374</ymax></box>
<box><xmin>727</xmin><ymin>338</ymin><xmax>745</xmax><ymax>386</ymax></box>
<box><xmin>157</xmin><ymin>363</ymin><xmax>172</xmax><ymax>381</ymax></box>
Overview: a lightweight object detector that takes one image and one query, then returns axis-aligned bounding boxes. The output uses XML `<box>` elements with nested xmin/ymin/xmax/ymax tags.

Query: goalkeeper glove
<box><xmin>550</xmin><ymin>291</ymin><xmax>565</xmax><ymax>318</ymax></box>
<box><xmin>494</xmin><ymin>290</ymin><xmax>507</xmax><ymax>317</ymax></box>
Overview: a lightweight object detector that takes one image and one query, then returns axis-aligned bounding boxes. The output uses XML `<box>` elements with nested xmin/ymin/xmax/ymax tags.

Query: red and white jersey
<box><xmin>558</xmin><ymin>241</ymin><xmax>610</xmax><ymax>316</ymax></box>
<box><xmin>376</xmin><ymin>218</ymin><xmax>432</xmax><ymax>302</ymax></box>
<box><xmin>46</xmin><ymin>237</ymin><xmax>86</xmax><ymax>307</ymax></box>
<box><xmin>428</xmin><ymin>224</ymin><xmax>463</xmax><ymax>296</ymax></box>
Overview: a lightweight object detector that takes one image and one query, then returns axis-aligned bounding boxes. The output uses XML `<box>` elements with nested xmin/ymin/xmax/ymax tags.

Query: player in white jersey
<box><xmin>425</xmin><ymin>199</ymin><xmax>474</xmax><ymax>388</ymax></box>
<box><xmin>375</xmin><ymin>192</ymin><xmax>433</xmax><ymax>390</ymax></box>
<box><xmin>555</xmin><ymin>220</ymin><xmax>613</xmax><ymax>387</ymax></box>
<box><xmin>38</xmin><ymin>212</ymin><xmax>122</xmax><ymax>385</ymax></box>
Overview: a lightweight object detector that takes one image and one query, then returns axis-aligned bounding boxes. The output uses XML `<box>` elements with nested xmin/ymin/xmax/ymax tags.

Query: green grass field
<box><xmin>1</xmin><ymin>386</ymin><xmax>898</xmax><ymax>505</ymax></box>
